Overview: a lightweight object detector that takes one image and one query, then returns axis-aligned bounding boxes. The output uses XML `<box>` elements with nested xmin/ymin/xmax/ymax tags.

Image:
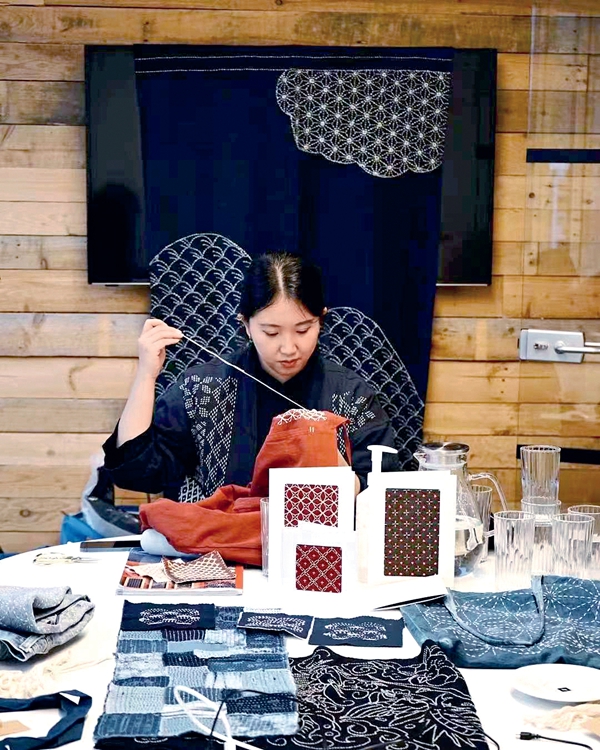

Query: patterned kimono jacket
<box><xmin>103</xmin><ymin>345</ymin><xmax>398</xmax><ymax>502</ymax></box>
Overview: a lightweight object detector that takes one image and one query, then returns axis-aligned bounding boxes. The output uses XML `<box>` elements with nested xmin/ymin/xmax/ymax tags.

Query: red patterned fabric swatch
<box><xmin>295</xmin><ymin>544</ymin><xmax>343</xmax><ymax>593</ymax></box>
<box><xmin>384</xmin><ymin>489</ymin><xmax>440</xmax><ymax>577</ymax></box>
<box><xmin>284</xmin><ymin>484</ymin><xmax>339</xmax><ymax>528</ymax></box>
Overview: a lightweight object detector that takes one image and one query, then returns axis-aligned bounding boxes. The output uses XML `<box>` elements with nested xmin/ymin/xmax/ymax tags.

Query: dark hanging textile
<box><xmin>134</xmin><ymin>46</ymin><xmax>454</xmax><ymax>400</ymax></box>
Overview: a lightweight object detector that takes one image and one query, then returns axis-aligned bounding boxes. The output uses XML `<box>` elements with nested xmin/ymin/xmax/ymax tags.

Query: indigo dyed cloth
<box><xmin>119</xmin><ymin>601</ymin><xmax>215</xmax><ymax>631</ymax></box>
<box><xmin>402</xmin><ymin>576</ymin><xmax>600</xmax><ymax>668</ymax></box>
<box><xmin>0</xmin><ymin>585</ymin><xmax>94</xmax><ymax>662</ymax></box>
<box><xmin>94</xmin><ymin>605</ymin><xmax>298</xmax><ymax>748</ymax></box>
<box><xmin>238</xmin><ymin>611</ymin><xmax>314</xmax><ymax>639</ymax></box>
<box><xmin>308</xmin><ymin>615</ymin><xmax>404</xmax><ymax>647</ymax></box>
<box><xmin>254</xmin><ymin>643</ymin><xmax>488</xmax><ymax>750</ymax></box>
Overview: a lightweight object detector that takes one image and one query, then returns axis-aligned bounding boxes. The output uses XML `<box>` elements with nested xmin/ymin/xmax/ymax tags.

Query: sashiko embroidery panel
<box><xmin>254</xmin><ymin>643</ymin><xmax>489</xmax><ymax>750</ymax></box>
<box><xmin>284</xmin><ymin>484</ymin><xmax>339</xmax><ymax>528</ymax></box>
<box><xmin>384</xmin><ymin>488</ymin><xmax>441</xmax><ymax>577</ymax></box>
<box><xmin>94</xmin><ymin>604</ymin><xmax>298</xmax><ymax>748</ymax></box>
<box><xmin>295</xmin><ymin>544</ymin><xmax>343</xmax><ymax>594</ymax></box>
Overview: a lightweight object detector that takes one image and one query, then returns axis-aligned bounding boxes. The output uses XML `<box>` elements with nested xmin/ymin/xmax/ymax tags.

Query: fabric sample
<box><xmin>309</xmin><ymin>616</ymin><xmax>404</xmax><ymax>647</ymax></box>
<box><xmin>402</xmin><ymin>575</ymin><xmax>600</xmax><ymax>669</ymax></box>
<box><xmin>119</xmin><ymin>602</ymin><xmax>215</xmax><ymax>631</ymax></box>
<box><xmin>94</xmin><ymin>605</ymin><xmax>298</xmax><ymax>748</ymax></box>
<box><xmin>238</xmin><ymin>611</ymin><xmax>314</xmax><ymax>639</ymax></box>
<box><xmin>295</xmin><ymin>544</ymin><xmax>342</xmax><ymax>593</ymax></box>
<box><xmin>162</xmin><ymin>551</ymin><xmax>234</xmax><ymax>583</ymax></box>
<box><xmin>125</xmin><ymin>562</ymin><xmax>171</xmax><ymax>583</ymax></box>
<box><xmin>0</xmin><ymin>585</ymin><xmax>95</xmax><ymax>662</ymax></box>
<box><xmin>384</xmin><ymin>488</ymin><xmax>440</xmax><ymax>576</ymax></box>
<box><xmin>283</xmin><ymin>484</ymin><xmax>339</xmax><ymax>528</ymax></box>
<box><xmin>254</xmin><ymin>644</ymin><xmax>488</xmax><ymax>750</ymax></box>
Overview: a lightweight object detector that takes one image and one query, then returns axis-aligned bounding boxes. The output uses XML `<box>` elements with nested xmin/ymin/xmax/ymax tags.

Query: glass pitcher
<box><xmin>413</xmin><ymin>442</ymin><xmax>509</xmax><ymax>576</ymax></box>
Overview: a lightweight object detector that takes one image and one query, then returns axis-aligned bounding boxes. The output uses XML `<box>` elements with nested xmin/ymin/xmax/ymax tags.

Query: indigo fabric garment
<box><xmin>0</xmin><ymin>690</ymin><xmax>92</xmax><ymax>750</ymax></box>
<box><xmin>94</xmin><ymin>605</ymin><xmax>298</xmax><ymax>748</ymax></box>
<box><xmin>308</xmin><ymin>616</ymin><xmax>404</xmax><ymax>647</ymax></box>
<box><xmin>0</xmin><ymin>586</ymin><xmax>94</xmax><ymax>662</ymax></box>
<box><xmin>238</xmin><ymin>611</ymin><xmax>314</xmax><ymax>639</ymax></box>
<box><xmin>120</xmin><ymin>601</ymin><xmax>215</xmax><ymax>630</ymax></box>
<box><xmin>402</xmin><ymin>576</ymin><xmax>600</xmax><ymax>668</ymax></box>
<box><xmin>254</xmin><ymin>643</ymin><xmax>488</xmax><ymax>750</ymax></box>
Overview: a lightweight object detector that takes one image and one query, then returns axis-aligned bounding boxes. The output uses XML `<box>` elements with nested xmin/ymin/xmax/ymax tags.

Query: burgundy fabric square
<box><xmin>284</xmin><ymin>484</ymin><xmax>339</xmax><ymax>528</ymax></box>
<box><xmin>295</xmin><ymin>544</ymin><xmax>342</xmax><ymax>593</ymax></box>
<box><xmin>384</xmin><ymin>489</ymin><xmax>440</xmax><ymax>577</ymax></box>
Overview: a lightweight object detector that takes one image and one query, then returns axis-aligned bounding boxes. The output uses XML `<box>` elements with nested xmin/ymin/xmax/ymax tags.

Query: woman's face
<box><xmin>243</xmin><ymin>295</ymin><xmax>323</xmax><ymax>383</ymax></box>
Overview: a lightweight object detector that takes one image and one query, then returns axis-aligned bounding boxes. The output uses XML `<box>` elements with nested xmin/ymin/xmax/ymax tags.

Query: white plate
<box><xmin>513</xmin><ymin>664</ymin><xmax>600</xmax><ymax>703</ymax></box>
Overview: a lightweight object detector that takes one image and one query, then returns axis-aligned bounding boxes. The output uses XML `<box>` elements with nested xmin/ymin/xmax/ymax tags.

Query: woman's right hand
<box><xmin>137</xmin><ymin>318</ymin><xmax>183</xmax><ymax>381</ymax></box>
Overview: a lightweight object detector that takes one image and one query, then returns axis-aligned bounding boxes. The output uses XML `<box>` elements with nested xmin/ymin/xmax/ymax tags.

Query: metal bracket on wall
<box><xmin>519</xmin><ymin>329</ymin><xmax>600</xmax><ymax>364</ymax></box>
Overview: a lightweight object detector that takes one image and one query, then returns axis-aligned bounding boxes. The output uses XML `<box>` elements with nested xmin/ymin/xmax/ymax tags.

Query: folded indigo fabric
<box><xmin>402</xmin><ymin>576</ymin><xmax>600</xmax><ymax>668</ymax></box>
<box><xmin>95</xmin><ymin>605</ymin><xmax>298</xmax><ymax>748</ymax></box>
<box><xmin>0</xmin><ymin>585</ymin><xmax>94</xmax><ymax>662</ymax></box>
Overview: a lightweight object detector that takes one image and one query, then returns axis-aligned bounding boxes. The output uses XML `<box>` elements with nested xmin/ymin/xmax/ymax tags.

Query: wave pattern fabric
<box><xmin>94</xmin><ymin>604</ymin><xmax>298</xmax><ymax>748</ymax></box>
<box><xmin>402</xmin><ymin>576</ymin><xmax>600</xmax><ymax>668</ymax></box>
<box><xmin>254</xmin><ymin>643</ymin><xmax>488</xmax><ymax>750</ymax></box>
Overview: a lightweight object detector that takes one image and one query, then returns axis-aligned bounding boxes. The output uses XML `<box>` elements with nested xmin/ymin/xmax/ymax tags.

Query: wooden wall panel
<box><xmin>1</xmin><ymin>6</ymin><xmax>599</xmax><ymax>550</ymax></box>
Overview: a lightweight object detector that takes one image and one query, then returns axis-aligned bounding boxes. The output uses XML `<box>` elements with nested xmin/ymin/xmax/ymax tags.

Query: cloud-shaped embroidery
<box><xmin>276</xmin><ymin>68</ymin><xmax>451</xmax><ymax>178</ymax></box>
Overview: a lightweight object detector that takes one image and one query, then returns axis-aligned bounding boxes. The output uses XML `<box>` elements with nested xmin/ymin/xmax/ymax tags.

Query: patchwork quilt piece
<box><xmin>238</xmin><ymin>612</ymin><xmax>314</xmax><ymax>640</ymax></box>
<box><xmin>384</xmin><ymin>488</ymin><xmax>440</xmax><ymax>577</ymax></box>
<box><xmin>94</xmin><ymin>604</ymin><xmax>298</xmax><ymax>748</ymax></box>
<box><xmin>308</xmin><ymin>616</ymin><xmax>404</xmax><ymax>647</ymax></box>
<box><xmin>254</xmin><ymin>643</ymin><xmax>488</xmax><ymax>750</ymax></box>
<box><xmin>283</xmin><ymin>484</ymin><xmax>339</xmax><ymax>528</ymax></box>
<box><xmin>295</xmin><ymin>544</ymin><xmax>342</xmax><ymax>593</ymax></box>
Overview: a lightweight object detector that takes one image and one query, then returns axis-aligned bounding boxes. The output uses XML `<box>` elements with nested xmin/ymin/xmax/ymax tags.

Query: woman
<box><xmin>103</xmin><ymin>252</ymin><xmax>398</xmax><ymax>500</ymax></box>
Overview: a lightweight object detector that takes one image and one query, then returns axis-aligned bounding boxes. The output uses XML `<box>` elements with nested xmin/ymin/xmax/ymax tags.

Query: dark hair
<box><xmin>238</xmin><ymin>252</ymin><xmax>325</xmax><ymax>319</ymax></box>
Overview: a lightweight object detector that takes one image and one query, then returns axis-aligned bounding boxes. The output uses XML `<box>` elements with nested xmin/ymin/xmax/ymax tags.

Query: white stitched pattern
<box><xmin>323</xmin><ymin>621</ymin><xmax>388</xmax><ymax>641</ymax></box>
<box><xmin>139</xmin><ymin>607</ymin><xmax>205</xmax><ymax>627</ymax></box>
<box><xmin>275</xmin><ymin>409</ymin><xmax>327</xmax><ymax>424</ymax></box>
<box><xmin>276</xmin><ymin>68</ymin><xmax>450</xmax><ymax>178</ymax></box>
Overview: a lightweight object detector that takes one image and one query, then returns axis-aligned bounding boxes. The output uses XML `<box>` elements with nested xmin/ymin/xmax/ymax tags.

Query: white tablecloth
<box><xmin>0</xmin><ymin>544</ymin><xmax>598</xmax><ymax>750</ymax></box>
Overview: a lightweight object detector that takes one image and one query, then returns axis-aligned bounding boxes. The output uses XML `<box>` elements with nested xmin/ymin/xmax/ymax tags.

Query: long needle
<box><xmin>180</xmin><ymin>332</ymin><xmax>308</xmax><ymax>411</ymax></box>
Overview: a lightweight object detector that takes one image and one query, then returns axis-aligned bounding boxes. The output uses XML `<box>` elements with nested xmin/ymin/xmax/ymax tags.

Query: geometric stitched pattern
<box><xmin>308</xmin><ymin>616</ymin><xmax>404</xmax><ymax>648</ymax></box>
<box><xmin>162</xmin><ymin>551</ymin><xmax>234</xmax><ymax>583</ymax></box>
<box><xmin>284</xmin><ymin>484</ymin><xmax>339</xmax><ymax>528</ymax></box>
<box><xmin>238</xmin><ymin>612</ymin><xmax>314</xmax><ymax>639</ymax></box>
<box><xmin>295</xmin><ymin>545</ymin><xmax>342</xmax><ymax>593</ymax></box>
<box><xmin>275</xmin><ymin>409</ymin><xmax>327</xmax><ymax>425</ymax></box>
<box><xmin>276</xmin><ymin>69</ymin><xmax>451</xmax><ymax>179</ymax></box>
<box><xmin>384</xmin><ymin>488</ymin><xmax>440</xmax><ymax>577</ymax></box>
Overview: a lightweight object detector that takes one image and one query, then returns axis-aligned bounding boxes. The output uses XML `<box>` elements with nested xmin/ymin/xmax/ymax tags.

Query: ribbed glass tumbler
<box><xmin>494</xmin><ymin>511</ymin><xmax>535</xmax><ymax>591</ymax></box>
<box><xmin>551</xmin><ymin>513</ymin><xmax>593</xmax><ymax>578</ymax></box>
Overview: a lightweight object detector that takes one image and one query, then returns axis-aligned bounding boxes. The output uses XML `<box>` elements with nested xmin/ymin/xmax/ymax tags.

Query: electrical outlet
<box><xmin>519</xmin><ymin>329</ymin><xmax>584</xmax><ymax>364</ymax></box>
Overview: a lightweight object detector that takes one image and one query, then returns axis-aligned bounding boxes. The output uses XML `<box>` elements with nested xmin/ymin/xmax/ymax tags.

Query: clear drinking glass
<box><xmin>260</xmin><ymin>497</ymin><xmax>269</xmax><ymax>577</ymax></box>
<box><xmin>551</xmin><ymin>513</ymin><xmax>593</xmax><ymax>578</ymax></box>
<box><xmin>521</xmin><ymin>498</ymin><xmax>561</xmax><ymax>575</ymax></box>
<box><xmin>520</xmin><ymin>445</ymin><xmax>560</xmax><ymax>501</ymax></box>
<box><xmin>494</xmin><ymin>510</ymin><xmax>535</xmax><ymax>591</ymax></box>
<box><xmin>473</xmin><ymin>485</ymin><xmax>493</xmax><ymax>562</ymax></box>
<box><xmin>568</xmin><ymin>505</ymin><xmax>600</xmax><ymax>579</ymax></box>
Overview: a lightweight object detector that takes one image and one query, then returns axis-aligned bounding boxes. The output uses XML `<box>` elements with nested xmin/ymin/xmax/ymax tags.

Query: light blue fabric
<box><xmin>0</xmin><ymin>586</ymin><xmax>94</xmax><ymax>662</ymax></box>
<box><xmin>402</xmin><ymin>576</ymin><xmax>600</xmax><ymax>668</ymax></box>
<box><xmin>140</xmin><ymin>528</ymin><xmax>197</xmax><ymax>558</ymax></box>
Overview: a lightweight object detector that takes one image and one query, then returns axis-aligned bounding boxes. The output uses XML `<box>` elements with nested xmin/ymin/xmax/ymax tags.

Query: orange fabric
<box><xmin>140</xmin><ymin>409</ymin><xmax>349</xmax><ymax>566</ymax></box>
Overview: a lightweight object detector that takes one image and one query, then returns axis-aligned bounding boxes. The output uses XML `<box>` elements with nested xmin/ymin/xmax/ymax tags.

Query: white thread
<box><xmin>180</xmin><ymin>332</ymin><xmax>308</xmax><ymax>410</ymax></box>
<box><xmin>172</xmin><ymin>685</ymin><xmax>263</xmax><ymax>750</ymax></box>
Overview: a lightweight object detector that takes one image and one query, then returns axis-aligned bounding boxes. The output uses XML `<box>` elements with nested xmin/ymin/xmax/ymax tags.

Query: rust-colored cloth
<box><xmin>140</xmin><ymin>409</ymin><xmax>349</xmax><ymax>566</ymax></box>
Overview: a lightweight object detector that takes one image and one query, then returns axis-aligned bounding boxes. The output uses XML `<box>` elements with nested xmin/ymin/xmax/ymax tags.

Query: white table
<box><xmin>0</xmin><ymin>544</ymin><xmax>598</xmax><ymax>750</ymax></box>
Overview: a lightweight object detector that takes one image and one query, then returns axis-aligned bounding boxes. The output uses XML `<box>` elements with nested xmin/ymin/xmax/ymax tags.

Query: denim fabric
<box><xmin>0</xmin><ymin>585</ymin><xmax>93</xmax><ymax>634</ymax></box>
<box><xmin>0</xmin><ymin>690</ymin><xmax>92</xmax><ymax>749</ymax></box>
<box><xmin>0</xmin><ymin>587</ymin><xmax>94</xmax><ymax>662</ymax></box>
<box><xmin>309</xmin><ymin>616</ymin><xmax>404</xmax><ymax>647</ymax></box>
<box><xmin>402</xmin><ymin>576</ymin><xmax>600</xmax><ymax>668</ymax></box>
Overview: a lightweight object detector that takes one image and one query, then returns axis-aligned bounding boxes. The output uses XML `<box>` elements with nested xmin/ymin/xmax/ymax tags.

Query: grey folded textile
<box><xmin>0</xmin><ymin>585</ymin><xmax>95</xmax><ymax>662</ymax></box>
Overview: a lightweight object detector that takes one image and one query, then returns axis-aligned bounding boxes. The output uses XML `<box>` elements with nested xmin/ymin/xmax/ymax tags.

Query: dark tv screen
<box><xmin>86</xmin><ymin>46</ymin><xmax>495</xmax><ymax>286</ymax></box>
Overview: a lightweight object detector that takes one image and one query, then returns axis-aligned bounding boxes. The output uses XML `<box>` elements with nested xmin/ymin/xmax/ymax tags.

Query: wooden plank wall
<box><xmin>0</xmin><ymin>1</ymin><xmax>599</xmax><ymax>551</ymax></box>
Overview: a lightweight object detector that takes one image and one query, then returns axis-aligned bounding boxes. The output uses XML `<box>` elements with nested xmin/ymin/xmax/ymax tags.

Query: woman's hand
<box><xmin>137</xmin><ymin>319</ymin><xmax>183</xmax><ymax>381</ymax></box>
